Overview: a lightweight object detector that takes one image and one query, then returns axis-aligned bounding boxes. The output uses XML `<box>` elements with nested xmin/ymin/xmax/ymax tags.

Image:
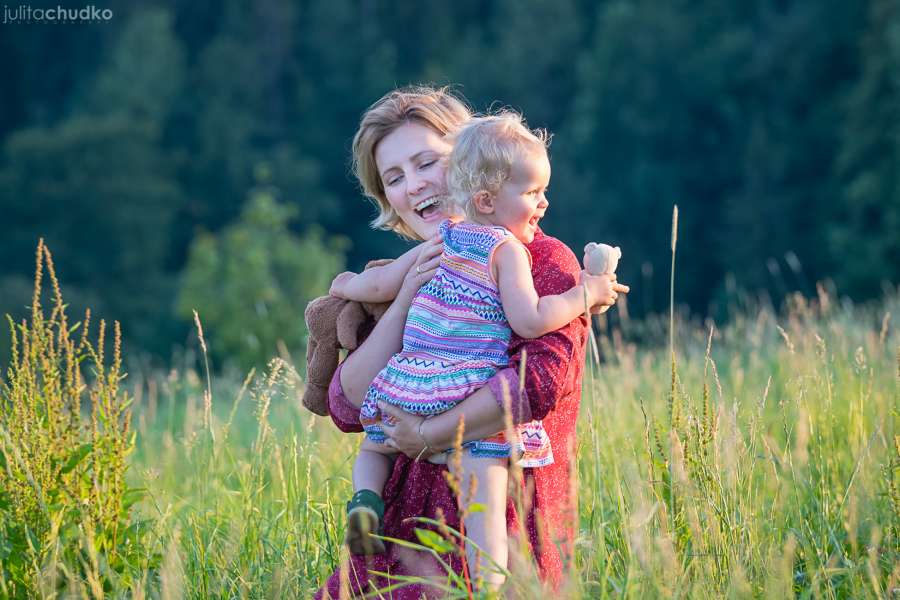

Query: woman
<box><xmin>316</xmin><ymin>86</ymin><xmax>628</xmax><ymax>598</ymax></box>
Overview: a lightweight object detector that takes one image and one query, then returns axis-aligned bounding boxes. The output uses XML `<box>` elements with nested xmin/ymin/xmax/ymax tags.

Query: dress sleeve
<box><xmin>327</xmin><ymin>362</ymin><xmax>364</xmax><ymax>433</ymax></box>
<box><xmin>504</xmin><ymin>235</ymin><xmax>587</xmax><ymax>421</ymax></box>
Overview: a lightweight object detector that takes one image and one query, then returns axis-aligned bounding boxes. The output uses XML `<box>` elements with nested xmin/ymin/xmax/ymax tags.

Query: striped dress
<box><xmin>360</xmin><ymin>219</ymin><xmax>552</xmax><ymax>466</ymax></box>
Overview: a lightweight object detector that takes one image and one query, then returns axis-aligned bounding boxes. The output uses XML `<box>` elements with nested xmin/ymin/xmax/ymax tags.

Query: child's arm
<box><xmin>494</xmin><ymin>241</ymin><xmax>611</xmax><ymax>339</ymax></box>
<box><xmin>330</xmin><ymin>258</ymin><xmax>409</xmax><ymax>303</ymax></box>
<box><xmin>330</xmin><ymin>244</ymin><xmax>427</xmax><ymax>303</ymax></box>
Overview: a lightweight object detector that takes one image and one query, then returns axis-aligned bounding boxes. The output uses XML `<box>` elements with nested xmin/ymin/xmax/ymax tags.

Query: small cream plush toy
<box><xmin>583</xmin><ymin>242</ymin><xmax>622</xmax><ymax>313</ymax></box>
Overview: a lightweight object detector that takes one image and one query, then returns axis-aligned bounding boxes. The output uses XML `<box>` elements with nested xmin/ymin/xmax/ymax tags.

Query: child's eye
<box><xmin>387</xmin><ymin>175</ymin><xmax>403</xmax><ymax>186</ymax></box>
<box><xmin>419</xmin><ymin>160</ymin><xmax>436</xmax><ymax>170</ymax></box>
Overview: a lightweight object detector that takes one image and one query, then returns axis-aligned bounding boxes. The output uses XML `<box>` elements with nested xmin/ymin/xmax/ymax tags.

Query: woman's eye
<box><xmin>419</xmin><ymin>160</ymin><xmax>436</xmax><ymax>170</ymax></box>
<box><xmin>387</xmin><ymin>175</ymin><xmax>403</xmax><ymax>186</ymax></box>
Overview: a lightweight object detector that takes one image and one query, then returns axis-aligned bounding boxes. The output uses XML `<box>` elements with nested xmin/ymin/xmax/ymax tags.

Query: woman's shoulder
<box><xmin>525</xmin><ymin>231</ymin><xmax>582</xmax><ymax>294</ymax></box>
<box><xmin>527</xmin><ymin>231</ymin><xmax>579</xmax><ymax>270</ymax></box>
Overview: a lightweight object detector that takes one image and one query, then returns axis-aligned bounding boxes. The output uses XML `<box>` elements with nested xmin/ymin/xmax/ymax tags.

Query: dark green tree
<box><xmin>718</xmin><ymin>0</ymin><xmax>865</xmax><ymax>303</ymax></box>
<box><xmin>830</xmin><ymin>0</ymin><xmax>900</xmax><ymax>298</ymax></box>
<box><xmin>0</xmin><ymin>8</ymin><xmax>187</xmax><ymax>355</ymax></box>
<box><xmin>553</xmin><ymin>0</ymin><xmax>752</xmax><ymax>314</ymax></box>
<box><xmin>177</xmin><ymin>184</ymin><xmax>347</xmax><ymax>371</ymax></box>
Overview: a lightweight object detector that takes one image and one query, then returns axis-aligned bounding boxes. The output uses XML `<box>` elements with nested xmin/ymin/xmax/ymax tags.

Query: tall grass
<box><xmin>577</xmin><ymin>288</ymin><xmax>899</xmax><ymax>598</ymax></box>
<box><xmin>0</xmin><ymin>241</ymin><xmax>155</xmax><ymax>598</ymax></box>
<box><xmin>1</xmin><ymin>241</ymin><xmax>898</xmax><ymax>597</ymax></box>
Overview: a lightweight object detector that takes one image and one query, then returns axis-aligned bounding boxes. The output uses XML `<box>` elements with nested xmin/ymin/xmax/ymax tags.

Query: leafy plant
<box><xmin>176</xmin><ymin>182</ymin><xmax>346</xmax><ymax>372</ymax></box>
<box><xmin>0</xmin><ymin>240</ymin><xmax>156</xmax><ymax>597</ymax></box>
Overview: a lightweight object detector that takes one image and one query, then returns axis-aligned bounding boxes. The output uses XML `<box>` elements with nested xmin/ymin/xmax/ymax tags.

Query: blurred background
<box><xmin>1</xmin><ymin>0</ymin><xmax>897</xmax><ymax>370</ymax></box>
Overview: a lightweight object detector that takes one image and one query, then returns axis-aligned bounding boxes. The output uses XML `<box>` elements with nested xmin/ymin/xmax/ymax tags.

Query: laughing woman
<box><xmin>315</xmin><ymin>85</ymin><xmax>627</xmax><ymax>598</ymax></box>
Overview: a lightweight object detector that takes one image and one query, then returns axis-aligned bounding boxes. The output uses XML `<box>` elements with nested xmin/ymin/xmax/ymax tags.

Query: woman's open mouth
<box><xmin>414</xmin><ymin>196</ymin><xmax>444</xmax><ymax>220</ymax></box>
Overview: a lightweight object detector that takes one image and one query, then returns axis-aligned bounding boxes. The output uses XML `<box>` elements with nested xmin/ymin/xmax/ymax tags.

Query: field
<box><xmin>1</xmin><ymin>246</ymin><xmax>898</xmax><ymax>598</ymax></box>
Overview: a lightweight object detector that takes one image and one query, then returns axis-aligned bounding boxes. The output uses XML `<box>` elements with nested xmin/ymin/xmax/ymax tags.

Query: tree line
<box><xmin>1</xmin><ymin>0</ymin><xmax>897</xmax><ymax>368</ymax></box>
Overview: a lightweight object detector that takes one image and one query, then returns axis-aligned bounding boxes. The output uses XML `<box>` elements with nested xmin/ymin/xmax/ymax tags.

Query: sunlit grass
<box><xmin>112</xmin><ymin>286</ymin><xmax>898</xmax><ymax>598</ymax></box>
<box><xmin>2</xmin><ymin>244</ymin><xmax>898</xmax><ymax>597</ymax></box>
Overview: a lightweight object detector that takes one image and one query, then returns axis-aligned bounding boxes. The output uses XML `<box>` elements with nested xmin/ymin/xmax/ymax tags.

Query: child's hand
<box><xmin>581</xmin><ymin>271</ymin><xmax>630</xmax><ymax>310</ymax></box>
<box><xmin>329</xmin><ymin>271</ymin><xmax>356</xmax><ymax>299</ymax></box>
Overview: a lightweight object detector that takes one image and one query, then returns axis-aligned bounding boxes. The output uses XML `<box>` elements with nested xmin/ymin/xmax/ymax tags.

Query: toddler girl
<box><xmin>332</xmin><ymin>113</ymin><xmax>618</xmax><ymax>587</ymax></box>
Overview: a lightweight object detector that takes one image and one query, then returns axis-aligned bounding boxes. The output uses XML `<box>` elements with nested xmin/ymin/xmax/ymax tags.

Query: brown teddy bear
<box><xmin>301</xmin><ymin>260</ymin><xmax>391</xmax><ymax>416</ymax></box>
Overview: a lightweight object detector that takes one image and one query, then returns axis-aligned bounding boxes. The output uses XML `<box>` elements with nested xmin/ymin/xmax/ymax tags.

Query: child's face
<box><xmin>490</xmin><ymin>148</ymin><xmax>550</xmax><ymax>244</ymax></box>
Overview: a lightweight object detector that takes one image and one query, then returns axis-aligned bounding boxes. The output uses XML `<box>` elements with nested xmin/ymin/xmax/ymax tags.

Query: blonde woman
<box><xmin>315</xmin><ymin>86</ymin><xmax>628</xmax><ymax>598</ymax></box>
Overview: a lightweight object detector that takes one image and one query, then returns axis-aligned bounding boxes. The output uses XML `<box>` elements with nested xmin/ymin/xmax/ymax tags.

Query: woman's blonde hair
<box><xmin>446</xmin><ymin>112</ymin><xmax>550</xmax><ymax>220</ymax></box>
<box><xmin>351</xmin><ymin>85</ymin><xmax>472</xmax><ymax>240</ymax></box>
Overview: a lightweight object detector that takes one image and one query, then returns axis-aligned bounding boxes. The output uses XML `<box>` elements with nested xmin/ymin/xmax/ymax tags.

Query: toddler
<box><xmin>333</xmin><ymin>113</ymin><xmax>617</xmax><ymax>587</ymax></box>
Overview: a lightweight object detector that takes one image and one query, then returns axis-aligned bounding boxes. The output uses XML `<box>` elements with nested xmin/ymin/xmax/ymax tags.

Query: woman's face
<box><xmin>375</xmin><ymin>122</ymin><xmax>454</xmax><ymax>239</ymax></box>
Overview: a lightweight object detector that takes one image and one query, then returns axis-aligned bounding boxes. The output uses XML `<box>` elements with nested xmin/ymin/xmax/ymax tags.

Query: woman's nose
<box><xmin>406</xmin><ymin>172</ymin><xmax>427</xmax><ymax>196</ymax></box>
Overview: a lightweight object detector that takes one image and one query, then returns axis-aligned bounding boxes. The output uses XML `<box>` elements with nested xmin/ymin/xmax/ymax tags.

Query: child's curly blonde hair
<box><xmin>446</xmin><ymin>112</ymin><xmax>550</xmax><ymax>220</ymax></box>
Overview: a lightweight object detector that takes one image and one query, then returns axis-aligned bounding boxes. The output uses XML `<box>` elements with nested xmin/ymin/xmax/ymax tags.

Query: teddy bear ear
<box><xmin>584</xmin><ymin>242</ymin><xmax>598</xmax><ymax>253</ymax></box>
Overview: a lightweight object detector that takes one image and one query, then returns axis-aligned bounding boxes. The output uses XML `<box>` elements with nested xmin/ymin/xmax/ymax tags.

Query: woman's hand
<box><xmin>396</xmin><ymin>234</ymin><xmax>443</xmax><ymax>305</ymax></box>
<box><xmin>581</xmin><ymin>272</ymin><xmax>630</xmax><ymax>313</ymax></box>
<box><xmin>379</xmin><ymin>402</ymin><xmax>438</xmax><ymax>459</ymax></box>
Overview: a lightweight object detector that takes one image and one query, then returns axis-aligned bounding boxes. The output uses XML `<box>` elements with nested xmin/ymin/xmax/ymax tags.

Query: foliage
<box><xmin>0</xmin><ymin>7</ymin><xmax>187</xmax><ymax>357</ymax></box>
<box><xmin>176</xmin><ymin>184</ymin><xmax>346</xmax><ymax>371</ymax></box>
<box><xmin>0</xmin><ymin>241</ymin><xmax>156</xmax><ymax>597</ymax></box>
<box><xmin>0</xmin><ymin>0</ymin><xmax>894</xmax><ymax>358</ymax></box>
<box><xmin>830</xmin><ymin>0</ymin><xmax>900</xmax><ymax>298</ymax></box>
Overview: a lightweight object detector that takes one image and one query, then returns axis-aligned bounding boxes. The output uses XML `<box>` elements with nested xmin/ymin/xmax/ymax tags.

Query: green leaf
<box><xmin>414</xmin><ymin>528</ymin><xmax>456</xmax><ymax>554</ymax></box>
<box><xmin>466</xmin><ymin>502</ymin><xmax>485</xmax><ymax>514</ymax></box>
<box><xmin>60</xmin><ymin>443</ymin><xmax>93</xmax><ymax>475</ymax></box>
<box><xmin>122</xmin><ymin>488</ymin><xmax>147</xmax><ymax>511</ymax></box>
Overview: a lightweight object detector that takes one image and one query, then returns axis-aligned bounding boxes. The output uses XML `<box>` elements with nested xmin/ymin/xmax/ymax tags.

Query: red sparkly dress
<box><xmin>316</xmin><ymin>230</ymin><xmax>588</xmax><ymax>599</ymax></box>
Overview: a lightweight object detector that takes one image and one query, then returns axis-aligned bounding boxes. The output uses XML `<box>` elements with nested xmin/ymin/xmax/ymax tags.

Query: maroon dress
<box><xmin>316</xmin><ymin>231</ymin><xmax>588</xmax><ymax>599</ymax></box>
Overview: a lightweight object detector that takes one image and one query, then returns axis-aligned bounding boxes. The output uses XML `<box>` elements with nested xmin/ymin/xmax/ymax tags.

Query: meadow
<box><xmin>1</xmin><ymin>242</ymin><xmax>898</xmax><ymax>598</ymax></box>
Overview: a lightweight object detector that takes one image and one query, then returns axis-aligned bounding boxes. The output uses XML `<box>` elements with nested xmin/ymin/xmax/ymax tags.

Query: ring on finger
<box><xmin>415</xmin><ymin>265</ymin><xmax>422</xmax><ymax>274</ymax></box>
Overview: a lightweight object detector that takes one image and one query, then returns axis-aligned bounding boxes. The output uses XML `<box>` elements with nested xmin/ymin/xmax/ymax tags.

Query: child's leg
<box><xmin>353</xmin><ymin>438</ymin><xmax>397</xmax><ymax>494</ymax></box>
<box><xmin>450</xmin><ymin>454</ymin><xmax>509</xmax><ymax>589</ymax></box>
<box><xmin>346</xmin><ymin>439</ymin><xmax>397</xmax><ymax>555</ymax></box>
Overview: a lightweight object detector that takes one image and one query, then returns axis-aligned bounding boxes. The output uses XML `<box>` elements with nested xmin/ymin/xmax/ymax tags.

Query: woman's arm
<box><xmin>378</xmin><ymin>383</ymin><xmax>505</xmax><ymax>454</ymax></box>
<box><xmin>379</xmin><ymin>318</ymin><xmax>583</xmax><ymax>455</ymax></box>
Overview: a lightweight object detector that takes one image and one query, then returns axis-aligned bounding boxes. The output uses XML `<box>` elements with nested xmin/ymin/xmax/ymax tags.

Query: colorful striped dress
<box><xmin>360</xmin><ymin>219</ymin><xmax>552</xmax><ymax>466</ymax></box>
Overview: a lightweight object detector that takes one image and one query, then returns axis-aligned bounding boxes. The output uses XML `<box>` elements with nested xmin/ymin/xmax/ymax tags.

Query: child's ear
<box><xmin>472</xmin><ymin>190</ymin><xmax>495</xmax><ymax>215</ymax></box>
